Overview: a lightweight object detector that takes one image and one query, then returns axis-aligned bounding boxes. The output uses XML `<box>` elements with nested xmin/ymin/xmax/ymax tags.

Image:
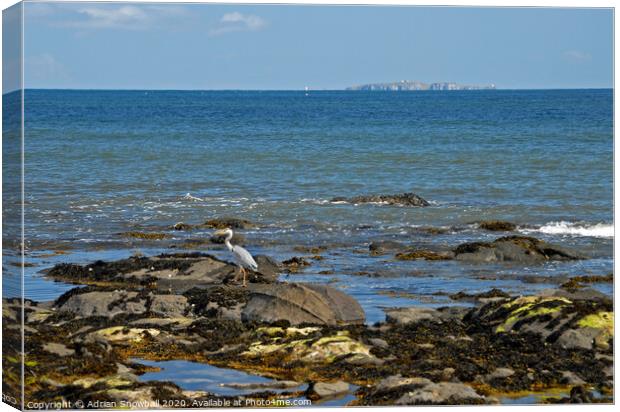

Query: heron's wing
<box><xmin>232</xmin><ymin>245</ymin><xmax>258</xmax><ymax>270</ymax></box>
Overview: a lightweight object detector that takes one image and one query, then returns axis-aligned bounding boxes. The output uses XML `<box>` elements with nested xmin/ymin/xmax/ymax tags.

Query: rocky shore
<box><xmin>3</xmin><ymin>227</ymin><xmax>613</xmax><ymax>406</ymax></box>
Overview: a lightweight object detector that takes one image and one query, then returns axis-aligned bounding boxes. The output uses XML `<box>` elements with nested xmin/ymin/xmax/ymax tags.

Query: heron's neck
<box><xmin>224</xmin><ymin>232</ymin><xmax>233</xmax><ymax>251</ymax></box>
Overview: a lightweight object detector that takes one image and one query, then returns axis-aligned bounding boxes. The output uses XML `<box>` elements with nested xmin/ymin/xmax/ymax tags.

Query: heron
<box><xmin>213</xmin><ymin>228</ymin><xmax>258</xmax><ymax>287</ymax></box>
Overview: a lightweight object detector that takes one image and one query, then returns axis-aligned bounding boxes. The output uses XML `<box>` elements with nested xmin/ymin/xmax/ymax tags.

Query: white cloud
<box><xmin>55</xmin><ymin>5</ymin><xmax>188</xmax><ymax>30</ymax></box>
<box><xmin>210</xmin><ymin>12</ymin><xmax>267</xmax><ymax>36</ymax></box>
<box><xmin>563</xmin><ymin>50</ymin><xmax>592</xmax><ymax>61</ymax></box>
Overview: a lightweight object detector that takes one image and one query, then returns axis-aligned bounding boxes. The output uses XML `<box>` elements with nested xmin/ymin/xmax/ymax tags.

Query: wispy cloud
<box><xmin>210</xmin><ymin>12</ymin><xmax>267</xmax><ymax>36</ymax></box>
<box><xmin>563</xmin><ymin>50</ymin><xmax>592</xmax><ymax>62</ymax></box>
<box><xmin>54</xmin><ymin>4</ymin><xmax>188</xmax><ymax>30</ymax></box>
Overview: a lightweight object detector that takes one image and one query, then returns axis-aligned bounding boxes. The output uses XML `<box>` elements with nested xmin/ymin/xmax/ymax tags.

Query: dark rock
<box><xmin>449</xmin><ymin>288</ymin><xmax>510</xmax><ymax>302</ymax></box>
<box><xmin>369</xmin><ymin>240</ymin><xmax>407</xmax><ymax>255</ymax></box>
<box><xmin>241</xmin><ymin>283</ymin><xmax>365</xmax><ymax>325</ymax></box>
<box><xmin>454</xmin><ymin>236</ymin><xmax>586</xmax><ymax>264</ymax></box>
<box><xmin>281</xmin><ymin>256</ymin><xmax>311</xmax><ymax>273</ymax></box>
<box><xmin>395</xmin><ymin>250</ymin><xmax>453</xmax><ymax>261</ymax></box>
<box><xmin>332</xmin><ymin>192</ymin><xmax>430</xmax><ymax>207</ymax></box>
<box><xmin>202</xmin><ymin>217</ymin><xmax>255</xmax><ymax>229</ymax></box>
<box><xmin>209</xmin><ymin>232</ymin><xmax>246</xmax><ymax>245</ymax></box>
<box><xmin>172</xmin><ymin>222</ymin><xmax>193</xmax><ymax>231</ymax></box>
<box><xmin>477</xmin><ymin>221</ymin><xmax>517</xmax><ymax>231</ymax></box>
<box><xmin>254</xmin><ymin>255</ymin><xmax>280</xmax><ymax>282</ymax></box>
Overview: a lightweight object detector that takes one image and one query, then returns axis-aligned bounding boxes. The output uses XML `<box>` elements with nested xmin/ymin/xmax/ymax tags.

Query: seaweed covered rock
<box><xmin>46</xmin><ymin>253</ymin><xmax>278</xmax><ymax>290</ymax></box>
<box><xmin>465</xmin><ymin>293</ymin><xmax>613</xmax><ymax>350</ymax></box>
<box><xmin>243</xmin><ymin>329</ymin><xmax>377</xmax><ymax>365</ymax></box>
<box><xmin>454</xmin><ymin>236</ymin><xmax>585</xmax><ymax>264</ymax></box>
<box><xmin>202</xmin><ymin>217</ymin><xmax>255</xmax><ymax>229</ymax></box>
<box><xmin>241</xmin><ymin>283</ymin><xmax>365</xmax><ymax>325</ymax></box>
<box><xmin>477</xmin><ymin>221</ymin><xmax>517</xmax><ymax>231</ymax></box>
<box><xmin>395</xmin><ymin>250</ymin><xmax>453</xmax><ymax>261</ymax></box>
<box><xmin>331</xmin><ymin>192</ymin><xmax>429</xmax><ymax>207</ymax></box>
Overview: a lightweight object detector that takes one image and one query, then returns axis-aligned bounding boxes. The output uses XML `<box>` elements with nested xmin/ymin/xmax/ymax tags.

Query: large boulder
<box><xmin>241</xmin><ymin>283</ymin><xmax>365</xmax><ymax>325</ymax></box>
<box><xmin>202</xmin><ymin>217</ymin><xmax>255</xmax><ymax>229</ymax></box>
<box><xmin>331</xmin><ymin>192</ymin><xmax>429</xmax><ymax>207</ymax></box>
<box><xmin>465</xmin><ymin>293</ymin><xmax>613</xmax><ymax>351</ymax></box>
<box><xmin>454</xmin><ymin>236</ymin><xmax>585</xmax><ymax>264</ymax></box>
<box><xmin>57</xmin><ymin>291</ymin><xmax>146</xmax><ymax>318</ymax></box>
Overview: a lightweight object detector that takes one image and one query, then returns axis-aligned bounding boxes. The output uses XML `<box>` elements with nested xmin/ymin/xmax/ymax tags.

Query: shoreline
<box><xmin>2</xmin><ymin>218</ymin><xmax>614</xmax><ymax>406</ymax></box>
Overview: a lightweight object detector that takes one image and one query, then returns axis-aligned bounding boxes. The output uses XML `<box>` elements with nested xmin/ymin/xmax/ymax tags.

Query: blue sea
<box><xmin>2</xmin><ymin>89</ymin><xmax>613</xmax><ymax>322</ymax></box>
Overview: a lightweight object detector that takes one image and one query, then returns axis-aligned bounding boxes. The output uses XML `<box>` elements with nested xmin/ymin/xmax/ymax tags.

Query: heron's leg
<box><xmin>233</xmin><ymin>266</ymin><xmax>241</xmax><ymax>283</ymax></box>
<box><xmin>242</xmin><ymin>267</ymin><xmax>247</xmax><ymax>288</ymax></box>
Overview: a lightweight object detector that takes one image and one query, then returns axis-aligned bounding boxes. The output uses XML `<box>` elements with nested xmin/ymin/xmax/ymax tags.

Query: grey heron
<box><xmin>213</xmin><ymin>228</ymin><xmax>258</xmax><ymax>287</ymax></box>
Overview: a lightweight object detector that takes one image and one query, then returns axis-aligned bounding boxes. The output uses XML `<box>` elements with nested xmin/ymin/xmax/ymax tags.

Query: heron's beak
<box><xmin>213</xmin><ymin>229</ymin><xmax>228</xmax><ymax>236</ymax></box>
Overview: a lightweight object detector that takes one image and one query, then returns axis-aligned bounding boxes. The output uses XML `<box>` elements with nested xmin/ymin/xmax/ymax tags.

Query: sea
<box><xmin>2</xmin><ymin>89</ymin><xmax>614</xmax><ymax>324</ymax></box>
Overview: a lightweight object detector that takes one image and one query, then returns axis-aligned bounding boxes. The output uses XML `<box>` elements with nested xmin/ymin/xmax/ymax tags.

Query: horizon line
<box><xmin>3</xmin><ymin>87</ymin><xmax>613</xmax><ymax>94</ymax></box>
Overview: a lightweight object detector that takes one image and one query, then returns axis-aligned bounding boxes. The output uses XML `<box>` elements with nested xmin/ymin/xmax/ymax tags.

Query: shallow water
<box><xmin>3</xmin><ymin>89</ymin><xmax>613</xmax><ymax>311</ymax></box>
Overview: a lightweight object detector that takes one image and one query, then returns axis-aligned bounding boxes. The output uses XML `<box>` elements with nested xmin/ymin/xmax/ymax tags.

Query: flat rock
<box><xmin>395</xmin><ymin>381</ymin><xmax>485</xmax><ymax>405</ymax></box>
<box><xmin>42</xmin><ymin>342</ymin><xmax>75</xmax><ymax>357</ymax></box>
<box><xmin>332</xmin><ymin>192</ymin><xmax>429</xmax><ymax>207</ymax></box>
<box><xmin>242</xmin><ymin>283</ymin><xmax>365</xmax><ymax>325</ymax></box>
<box><xmin>309</xmin><ymin>381</ymin><xmax>350</xmax><ymax>399</ymax></box>
<box><xmin>58</xmin><ymin>291</ymin><xmax>146</xmax><ymax>318</ymax></box>
<box><xmin>149</xmin><ymin>295</ymin><xmax>188</xmax><ymax>317</ymax></box>
<box><xmin>385</xmin><ymin>307</ymin><xmax>449</xmax><ymax>325</ymax></box>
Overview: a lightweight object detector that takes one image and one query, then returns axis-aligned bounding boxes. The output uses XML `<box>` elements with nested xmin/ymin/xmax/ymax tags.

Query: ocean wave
<box><xmin>521</xmin><ymin>221</ymin><xmax>613</xmax><ymax>238</ymax></box>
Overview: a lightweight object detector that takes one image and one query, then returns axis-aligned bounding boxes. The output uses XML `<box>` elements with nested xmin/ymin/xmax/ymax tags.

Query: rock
<box><xmin>369</xmin><ymin>338</ymin><xmax>389</xmax><ymax>349</ymax></box>
<box><xmin>149</xmin><ymin>295</ymin><xmax>188</xmax><ymax>317</ymax></box>
<box><xmin>42</xmin><ymin>343</ymin><xmax>75</xmax><ymax>357</ymax></box>
<box><xmin>395</xmin><ymin>250</ymin><xmax>453</xmax><ymax>261</ymax></box>
<box><xmin>309</xmin><ymin>381</ymin><xmax>350</xmax><ymax>399</ymax></box>
<box><xmin>449</xmin><ymin>288</ymin><xmax>510</xmax><ymax>302</ymax></box>
<box><xmin>454</xmin><ymin>236</ymin><xmax>585</xmax><ymax>264</ymax></box>
<box><xmin>560</xmin><ymin>371</ymin><xmax>586</xmax><ymax>386</ymax></box>
<box><xmin>368</xmin><ymin>375</ymin><xmax>485</xmax><ymax>405</ymax></box>
<box><xmin>369</xmin><ymin>240</ymin><xmax>407</xmax><ymax>255</ymax></box>
<box><xmin>90</xmin><ymin>326</ymin><xmax>161</xmax><ymax>343</ymax></box>
<box><xmin>172</xmin><ymin>222</ymin><xmax>193</xmax><ymax>231</ymax></box>
<box><xmin>281</xmin><ymin>256</ymin><xmax>311</xmax><ymax>273</ymax></box>
<box><xmin>58</xmin><ymin>291</ymin><xmax>146</xmax><ymax>318</ymax></box>
<box><xmin>242</xmin><ymin>283</ymin><xmax>365</xmax><ymax>325</ymax></box>
<box><xmin>332</xmin><ymin>192</ymin><xmax>429</xmax><ymax>207</ymax></box>
<box><xmin>395</xmin><ymin>382</ymin><xmax>485</xmax><ymax>405</ymax></box>
<box><xmin>466</xmin><ymin>294</ymin><xmax>613</xmax><ymax>350</ymax></box>
<box><xmin>477</xmin><ymin>221</ymin><xmax>517</xmax><ymax>231</ymax></box>
<box><xmin>385</xmin><ymin>307</ymin><xmax>449</xmax><ymax>325</ymax></box>
<box><xmin>253</xmin><ymin>255</ymin><xmax>280</xmax><ymax>282</ymax></box>
<box><xmin>209</xmin><ymin>232</ymin><xmax>246</xmax><ymax>245</ymax></box>
<box><xmin>48</xmin><ymin>253</ymin><xmax>240</xmax><ymax>289</ymax></box>
<box><xmin>202</xmin><ymin>217</ymin><xmax>255</xmax><ymax>229</ymax></box>
<box><xmin>484</xmin><ymin>368</ymin><xmax>515</xmax><ymax>382</ymax></box>
<box><xmin>440</xmin><ymin>368</ymin><xmax>455</xmax><ymax>381</ymax></box>
<box><xmin>243</xmin><ymin>331</ymin><xmax>377</xmax><ymax>365</ymax></box>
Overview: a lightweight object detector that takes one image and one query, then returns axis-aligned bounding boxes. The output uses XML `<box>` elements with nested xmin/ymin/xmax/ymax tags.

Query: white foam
<box><xmin>522</xmin><ymin>221</ymin><xmax>613</xmax><ymax>239</ymax></box>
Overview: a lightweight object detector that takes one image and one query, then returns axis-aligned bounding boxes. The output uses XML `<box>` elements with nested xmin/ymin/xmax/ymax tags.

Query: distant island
<box><xmin>346</xmin><ymin>80</ymin><xmax>496</xmax><ymax>91</ymax></box>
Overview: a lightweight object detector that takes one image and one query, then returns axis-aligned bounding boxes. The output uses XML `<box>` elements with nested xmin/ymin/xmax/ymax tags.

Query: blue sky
<box><xmin>21</xmin><ymin>2</ymin><xmax>613</xmax><ymax>90</ymax></box>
